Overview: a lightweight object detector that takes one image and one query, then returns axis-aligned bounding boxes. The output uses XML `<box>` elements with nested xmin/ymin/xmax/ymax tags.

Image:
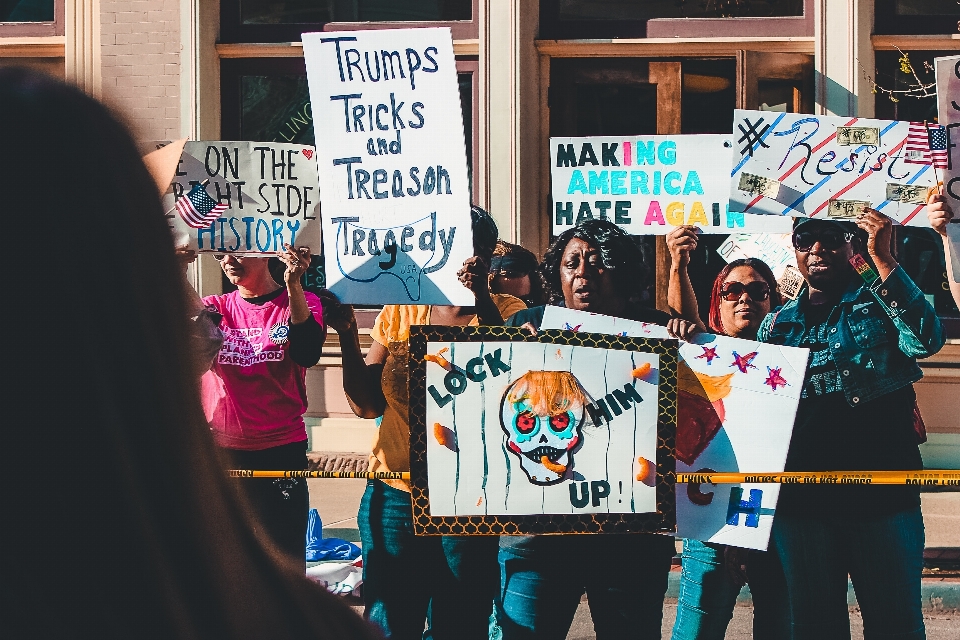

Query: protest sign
<box><xmin>551</xmin><ymin>135</ymin><xmax>792</xmax><ymax>235</ymax></box>
<box><xmin>936</xmin><ymin>55</ymin><xmax>960</xmax><ymax>282</ymax></box>
<box><xmin>540</xmin><ymin>307</ymin><xmax>808</xmax><ymax>550</ymax></box>
<box><xmin>717</xmin><ymin>232</ymin><xmax>796</xmax><ymax>280</ymax></box>
<box><xmin>303</xmin><ymin>28</ymin><xmax>473</xmax><ymax>305</ymax></box>
<box><xmin>408</xmin><ymin>326</ymin><xmax>678</xmax><ymax>535</ymax></box>
<box><xmin>729</xmin><ymin>110</ymin><xmax>938</xmax><ymax>227</ymax></box>
<box><xmin>162</xmin><ymin>141</ymin><xmax>322</xmax><ymax>255</ymax></box>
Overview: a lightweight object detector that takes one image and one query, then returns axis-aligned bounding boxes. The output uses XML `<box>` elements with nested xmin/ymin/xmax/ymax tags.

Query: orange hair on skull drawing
<box><xmin>506</xmin><ymin>370</ymin><xmax>589</xmax><ymax>416</ymax></box>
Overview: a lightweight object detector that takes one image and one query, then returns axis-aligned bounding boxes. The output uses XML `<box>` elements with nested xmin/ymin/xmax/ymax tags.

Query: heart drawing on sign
<box><xmin>302</xmin><ymin>149</ymin><xmax>314</xmax><ymax>160</ymax></box>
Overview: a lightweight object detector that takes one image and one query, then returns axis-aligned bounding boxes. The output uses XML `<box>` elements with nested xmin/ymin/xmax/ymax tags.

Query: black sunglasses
<box><xmin>719</xmin><ymin>281</ymin><xmax>771</xmax><ymax>302</ymax></box>
<box><xmin>792</xmin><ymin>229</ymin><xmax>854</xmax><ymax>252</ymax></box>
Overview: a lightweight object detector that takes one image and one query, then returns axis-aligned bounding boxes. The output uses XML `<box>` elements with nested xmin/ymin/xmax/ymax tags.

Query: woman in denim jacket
<box><xmin>758</xmin><ymin>212</ymin><xmax>944</xmax><ymax>640</ymax></box>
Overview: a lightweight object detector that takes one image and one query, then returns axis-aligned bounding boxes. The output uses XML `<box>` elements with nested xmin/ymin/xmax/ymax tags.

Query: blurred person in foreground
<box><xmin>758</xmin><ymin>212</ymin><xmax>943</xmax><ymax>640</ymax></box>
<box><xmin>664</xmin><ymin>225</ymin><xmax>789</xmax><ymax>640</ymax></box>
<box><xmin>0</xmin><ymin>68</ymin><xmax>379</xmax><ymax>639</ymax></box>
<box><xmin>488</xmin><ymin>240</ymin><xmax>548</xmax><ymax>307</ymax></box>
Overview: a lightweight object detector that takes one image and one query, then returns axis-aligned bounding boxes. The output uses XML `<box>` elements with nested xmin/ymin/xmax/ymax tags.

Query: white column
<box><xmin>479</xmin><ymin>0</ymin><xmax>541</xmax><ymax>247</ymax></box>
<box><xmin>815</xmin><ymin>0</ymin><xmax>874</xmax><ymax>118</ymax></box>
<box><xmin>65</xmin><ymin>0</ymin><xmax>101</xmax><ymax>98</ymax></box>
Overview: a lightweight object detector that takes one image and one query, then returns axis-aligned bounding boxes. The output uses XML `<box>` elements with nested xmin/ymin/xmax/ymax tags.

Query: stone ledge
<box><xmin>307</xmin><ymin>451</ymin><xmax>369</xmax><ymax>473</ymax></box>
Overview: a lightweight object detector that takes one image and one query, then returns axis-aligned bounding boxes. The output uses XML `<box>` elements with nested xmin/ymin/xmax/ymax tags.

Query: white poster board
<box><xmin>936</xmin><ymin>55</ymin><xmax>960</xmax><ymax>282</ymax></box>
<box><xmin>540</xmin><ymin>307</ymin><xmax>808</xmax><ymax>550</ymax></box>
<box><xmin>551</xmin><ymin>135</ymin><xmax>792</xmax><ymax>235</ymax></box>
<box><xmin>163</xmin><ymin>141</ymin><xmax>321</xmax><ymax>255</ymax></box>
<box><xmin>717</xmin><ymin>233</ymin><xmax>797</xmax><ymax>280</ymax></box>
<box><xmin>424</xmin><ymin>339</ymin><xmax>661</xmax><ymax>517</ymax></box>
<box><xmin>729</xmin><ymin>110</ymin><xmax>938</xmax><ymax>227</ymax></box>
<box><xmin>303</xmin><ymin>27</ymin><xmax>473</xmax><ymax>305</ymax></box>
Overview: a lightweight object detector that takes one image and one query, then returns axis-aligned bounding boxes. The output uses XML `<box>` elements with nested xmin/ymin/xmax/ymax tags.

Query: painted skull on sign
<box><xmin>500</xmin><ymin>371</ymin><xmax>587</xmax><ymax>485</ymax></box>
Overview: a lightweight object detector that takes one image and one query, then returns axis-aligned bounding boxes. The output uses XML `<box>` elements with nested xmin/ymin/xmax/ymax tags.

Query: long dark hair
<box><xmin>542</xmin><ymin>219</ymin><xmax>649</xmax><ymax>304</ymax></box>
<box><xmin>0</xmin><ymin>69</ymin><xmax>377</xmax><ymax>639</ymax></box>
<box><xmin>707</xmin><ymin>258</ymin><xmax>781</xmax><ymax>335</ymax></box>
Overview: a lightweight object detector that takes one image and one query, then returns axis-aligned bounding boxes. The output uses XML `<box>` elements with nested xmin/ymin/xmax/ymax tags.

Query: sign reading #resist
<box><xmin>303</xmin><ymin>27</ymin><xmax>474</xmax><ymax>306</ymax></box>
<box><xmin>551</xmin><ymin>135</ymin><xmax>792</xmax><ymax>235</ymax></box>
<box><xmin>164</xmin><ymin>141</ymin><xmax>321</xmax><ymax>255</ymax></box>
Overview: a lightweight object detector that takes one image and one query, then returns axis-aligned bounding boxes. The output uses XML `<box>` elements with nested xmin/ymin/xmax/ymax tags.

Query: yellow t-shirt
<box><xmin>368</xmin><ymin>294</ymin><xmax>527</xmax><ymax>492</ymax></box>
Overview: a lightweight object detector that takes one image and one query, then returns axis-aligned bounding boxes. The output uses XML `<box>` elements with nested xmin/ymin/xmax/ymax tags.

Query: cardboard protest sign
<box><xmin>162</xmin><ymin>141</ymin><xmax>321</xmax><ymax>255</ymax></box>
<box><xmin>936</xmin><ymin>55</ymin><xmax>960</xmax><ymax>282</ymax></box>
<box><xmin>303</xmin><ymin>28</ymin><xmax>473</xmax><ymax>305</ymax></box>
<box><xmin>729</xmin><ymin>110</ymin><xmax>938</xmax><ymax>227</ymax></box>
<box><xmin>552</xmin><ymin>135</ymin><xmax>792</xmax><ymax>235</ymax></box>
<box><xmin>717</xmin><ymin>232</ymin><xmax>796</xmax><ymax>280</ymax></box>
<box><xmin>540</xmin><ymin>307</ymin><xmax>808</xmax><ymax>550</ymax></box>
<box><xmin>408</xmin><ymin>326</ymin><xmax>678</xmax><ymax>535</ymax></box>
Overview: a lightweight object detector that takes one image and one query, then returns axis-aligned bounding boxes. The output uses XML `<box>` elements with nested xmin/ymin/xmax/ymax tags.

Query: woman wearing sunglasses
<box><xmin>757</xmin><ymin>214</ymin><xmax>943</xmax><ymax>640</ymax></box>
<box><xmin>665</xmin><ymin>226</ymin><xmax>789</xmax><ymax>640</ymax></box>
<box><xmin>200</xmin><ymin>246</ymin><xmax>326</xmax><ymax>566</ymax></box>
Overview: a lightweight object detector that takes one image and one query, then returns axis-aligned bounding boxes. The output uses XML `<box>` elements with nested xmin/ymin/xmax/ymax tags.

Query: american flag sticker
<box><xmin>176</xmin><ymin>181</ymin><xmax>229</xmax><ymax>229</ymax></box>
<box><xmin>905</xmin><ymin>122</ymin><xmax>949</xmax><ymax>169</ymax></box>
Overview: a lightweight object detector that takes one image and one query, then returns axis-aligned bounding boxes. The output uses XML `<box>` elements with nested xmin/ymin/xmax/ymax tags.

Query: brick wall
<box><xmin>100</xmin><ymin>0</ymin><xmax>180</xmax><ymax>141</ymax></box>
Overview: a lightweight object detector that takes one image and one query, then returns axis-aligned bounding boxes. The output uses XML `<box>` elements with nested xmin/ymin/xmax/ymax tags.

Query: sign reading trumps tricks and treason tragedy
<box><xmin>163</xmin><ymin>141</ymin><xmax>322</xmax><ymax>255</ymax></box>
<box><xmin>936</xmin><ymin>54</ymin><xmax>960</xmax><ymax>283</ymax></box>
<box><xmin>551</xmin><ymin>135</ymin><xmax>792</xmax><ymax>235</ymax></box>
<box><xmin>407</xmin><ymin>326</ymin><xmax>678</xmax><ymax>536</ymax></box>
<box><xmin>729</xmin><ymin>109</ymin><xmax>938</xmax><ymax>227</ymax></box>
<box><xmin>539</xmin><ymin>308</ymin><xmax>809</xmax><ymax>551</ymax></box>
<box><xmin>303</xmin><ymin>27</ymin><xmax>474</xmax><ymax>305</ymax></box>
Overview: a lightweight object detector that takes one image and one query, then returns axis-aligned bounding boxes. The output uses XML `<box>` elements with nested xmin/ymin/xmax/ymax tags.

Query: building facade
<box><xmin>2</xmin><ymin>0</ymin><xmax>958</xmax><ymax>465</ymax></box>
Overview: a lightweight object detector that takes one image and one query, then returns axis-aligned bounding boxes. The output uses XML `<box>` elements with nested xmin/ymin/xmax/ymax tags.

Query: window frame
<box><xmin>220</xmin><ymin>0</ymin><xmax>478</xmax><ymax>44</ymax></box>
<box><xmin>538</xmin><ymin>0</ymin><xmax>813</xmax><ymax>40</ymax></box>
<box><xmin>0</xmin><ymin>0</ymin><xmax>62</xmax><ymax>37</ymax></box>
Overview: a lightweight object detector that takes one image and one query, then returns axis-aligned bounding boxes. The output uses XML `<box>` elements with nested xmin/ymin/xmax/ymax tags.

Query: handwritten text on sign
<box><xmin>729</xmin><ymin>110</ymin><xmax>937</xmax><ymax>226</ymax></box>
<box><xmin>303</xmin><ymin>27</ymin><xmax>473</xmax><ymax>305</ymax></box>
<box><xmin>551</xmin><ymin>135</ymin><xmax>791</xmax><ymax>235</ymax></box>
<box><xmin>164</xmin><ymin>141</ymin><xmax>321</xmax><ymax>255</ymax></box>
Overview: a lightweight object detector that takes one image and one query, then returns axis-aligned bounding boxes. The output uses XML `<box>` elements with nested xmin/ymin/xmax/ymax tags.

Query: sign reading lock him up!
<box><xmin>303</xmin><ymin>27</ymin><xmax>474</xmax><ymax>305</ymax></box>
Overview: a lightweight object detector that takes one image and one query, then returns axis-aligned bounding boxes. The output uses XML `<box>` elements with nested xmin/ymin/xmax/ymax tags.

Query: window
<box><xmin>539</xmin><ymin>0</ymin><xmax>809</xmax><ymax>39</ymax></box>
<box><xmin>221</xmin><ymin>0</ymin><xmax>477</xmax><ymax>43</ymax></box>
<box><xmin>0</xmin><ymin>0</ymin><xmax>61</xmax><ymax>36</ymax></box>
<box><xmin>875</xmin><ymin>0</ymin><xmax>960</xmax><ymax>35</ymax></box>
<box><xmin>1</xmin><ymin>0</ymin><xmax>54</xmax><ymax>21</ymax></box>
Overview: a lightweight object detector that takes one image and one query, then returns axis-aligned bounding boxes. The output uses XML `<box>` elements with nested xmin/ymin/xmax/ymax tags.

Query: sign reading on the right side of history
<box><xmin>550</xmin><ymin>135</ymin><xmax>792</xmax><ymax>235</ymax></box>
<box><xmin>936</xmin><ymin>54</ymin><xmax>960</xmax><ymax>282</ymax></box>
<box><xmin>729</xmin><ymin>110</ymin><xmax>938</xmax><ymax>226</ymax></box>
<box><xmin>303</xmin><ymin>27</ymin><xmax>475</xmax><ymax>306</ymax></box>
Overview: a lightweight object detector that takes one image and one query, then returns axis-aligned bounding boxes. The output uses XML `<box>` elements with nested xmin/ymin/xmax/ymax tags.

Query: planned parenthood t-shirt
<box><xmin>201</xmin><ymin>289</ymin><xmax>324</xmax><ymax>450</ymax></box>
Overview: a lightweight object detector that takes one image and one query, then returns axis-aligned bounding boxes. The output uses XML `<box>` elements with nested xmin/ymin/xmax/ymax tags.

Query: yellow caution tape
<box><xmin>677</xmin><ymin>470</ymin><xmax>960</xmax><ymax>487</ymax></box>
<box><xmin>229</xmin><ymin>470</ymin><xmax>410</xmax><ymax>480</ymax></box>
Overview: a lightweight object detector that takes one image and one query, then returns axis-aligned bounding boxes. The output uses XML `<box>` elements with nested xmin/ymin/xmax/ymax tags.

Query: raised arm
<box><xmin>666</xmin><ymin>226</ymin><xmax>707</xmax><ymax>331</ymax></box>
<box><xmin>458</xmin><ymin>255</ymin><xmax>504</xmax><ymax>326</ymax></box>
<box><xmin>318</xmin><ymin>290</ymin><xmax>387</xmax><ymax>419</ymax></box>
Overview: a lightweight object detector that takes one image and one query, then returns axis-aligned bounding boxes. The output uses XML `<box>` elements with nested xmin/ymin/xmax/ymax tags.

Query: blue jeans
<box><xmin>671</xmin><ymin>538</ymin><xmax>789</xmax><ymax>640</ymax></box>
<box><xmin>357</xmin><ymin>480</ymin><xmax>499</xmax><ymax>640</ymax></box>
<box><xmin>497</xmin><ymin>533</ymin><xmax>676</xmax><ymax>640</ymax></box>
<box><xmin>771</xmin><ymin>507</ymin><xmax>926</xmax><ymax>640</ymax></box>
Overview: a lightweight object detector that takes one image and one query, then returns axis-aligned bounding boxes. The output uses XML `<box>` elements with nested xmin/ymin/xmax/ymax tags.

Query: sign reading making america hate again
<box><xmin>303</xmin><ymin>27</ymin><xmax>474</xmax><ymax>305</ymax></box>
<box><xmin>551</xmin><ymin>135</ymin><xmax>792</xmax><ymax>235</ymax></box>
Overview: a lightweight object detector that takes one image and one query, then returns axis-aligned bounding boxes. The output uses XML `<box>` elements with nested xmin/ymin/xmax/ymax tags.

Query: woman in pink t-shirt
<box><xmin>201</xmin><ymin>244</ymin><xmax>325</xmax><ymax>565</ymax></box>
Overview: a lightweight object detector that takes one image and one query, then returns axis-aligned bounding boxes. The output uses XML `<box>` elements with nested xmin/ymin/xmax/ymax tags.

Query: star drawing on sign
<box><xmin>764</xmin><ymin>366</ymin><xmax>789</xmax><ymax>391</ymax></box>
<box><xmin>730</xmin><ymin>351</ymin><xmax>759</xmax><ymax>373</ymax></box>
<box><xmin>696</xmin><ymin>346</ymin><xmax>718</xmax><ymax>365</ymax></box>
